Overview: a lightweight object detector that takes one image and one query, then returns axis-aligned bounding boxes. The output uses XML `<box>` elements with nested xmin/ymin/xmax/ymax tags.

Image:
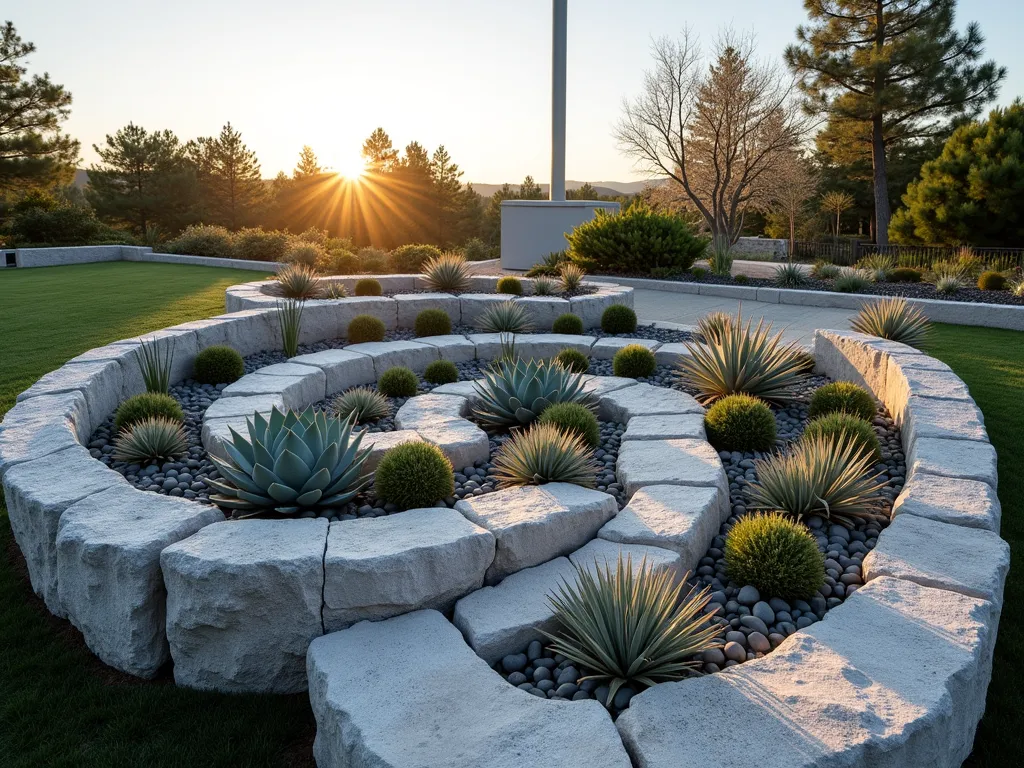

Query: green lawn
<box><xmin>0</xmin><ymin>265</ymin><xmax>1020</xmax><ymax>765</ymax></box>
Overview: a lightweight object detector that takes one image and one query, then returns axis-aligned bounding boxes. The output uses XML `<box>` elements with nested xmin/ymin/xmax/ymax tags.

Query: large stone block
<box><xmin>621</xmin><ymin>413</ymin><xmax>705</xmax><ymax>441</ymax></box>
<box><xmin>509</xmin><ymin>333</ymin><xmax>597</xmax><ymax>360</ymax></box>
<box><xmin>16</xmin><ymin>360</ymin><xmax>123</xmax><ymax>435</ymax></box>
<box><xmin>201</xmin><ymin>415</ymin><xmax>254</xmax><ymax>461</ymax></box>
<box><xmin>306</xmin><ymin>610</ymin><xmax>632</xmax><ymax>768</ymax></box>
<box><xmin>361</xmin><ymin>430</ymin><xmax>423</xmax><ymax>472</ymax></box>
<box><xmin>220</xmin><ymin>365</ymin><xmax>326</xmax><ymax>409</ymax></box>
<box><xmin>456</xmin><ymin>483</ymin><xmax>618</xmax><ymax>584</ymax></box>
<box><xmin>322</xmin><ymin>508</ymin><xmax>494</xmax><ymax>631</ymax></box>
<box><xmin>597</xmin><ymin>383</ymin><xmax>703</xmax><ymax>422</ymax></box>
<box><xmin>907</xmin><ymin>437</ymin><xmax>998</xmax><ymax>489</ymax></box>
<box><xmin>56</xmin><ymin>485</ymin><xmax>223</xmax><ymax>677</ymax></box>
<box><xmin>569</xmin><ymin>538</ymin><xmax>683</xmax><ymax>583</ymax></box>
<box><xmin>394</xmin><ymin>293</ymin><xmax>461</xmax><ymax>328</ymax></box>
<box><xmin>344</xmin><ymin>340</ymin><xmax>440</xmax><ymax>374</ymax></box>
<box><xmin>653</xmin><ymin>342</ymin><xmax>692</xmax><ymax>367</ymax></box>
<box><xmin>394</xmin><ymin>394</ymin><xmax>469</xmax><ymax>428</ymax></box>
<box><xmin>590</xmin><ymin>337</ymin><xmax>661</xmax><ymax>360</ymax></box>
<box><xmin>901</xmin><ymin>396</ymin><xmax>988</xmax><ymax>447</ymax></box>
<box><xmin>892</xmin><ymin>472</ymin><xmax>1001</xmax><ymax>532</ymax></box>
<box><xmin>813</xmin><ymin>329</ymin><xmax>890</xmax><ymax>399</ymax></box>
<box><xmin>886</xmin><ymin>365</ymin><xmax>974</xmax><ymax>417</ymax></box>
<box><xmin>514</xmin><ymin>296</ymin><xmax>571</xmax><ymax>329</ymax></box>
<box><xmin>170</xmin><ymin>310</ymin><xmax>279</xmax><ymax>357</ymax></box>
<box><xmin>581</xmin><ymin>375</ymin><xmax>638</xmax><ymax>399</ymax></box>
<box><xmin>289</xmin><ymin>349</ymin><xmax>375</xmax><ymax>394</ymax></box>
<box><xmin>598</xmin><ymin>484</ymin><xmax>726</xmax><ymax>572</ymax></box>
<box><xmin>461</xmin><ymin>294</ymin><xmax>514</xmax><ymax>328</ymax></box>
<box><xmin>414</xmin><ymin>334</ymin><xmax>477</xmax><ymax>362</ymax></box>
<box><xmin>333</xmin><ymin>296</ymin><xmax>399</xmax><ymax>334</ymax></box>
<box><xmin>3</xmin><ymin>445</ymin><xmax>126</xmax><ymax>615</ymax></box>
<box><xmin>203</xmin><ymin>393</ymin><xmax>284</xmax><ymax>422</ymax></box>
<box><xmin>0</xmin><ymin>391</ymin><xmax>89</xmax><ymax>479</ymax></box>
<box><xmin>161</xmin><ymin>518</ymin><xmax>328</xmax><ymax>693</ymax></box>
<box><xmin>110</xmin><ymin>327</ymin><xmax>199</xmax><ymax>390</ymax></box>
<box><xmin>431</xmin><ymin>380</ymin><xmax>482</xmax><ymax>400</ymax></box>
<box><xmin>395</xmin><ymin>394</ymin><xmax>489</xmax><ymax>467</ymax></box>
<box><xmin>616</xmin><ymin>439</ymin><xmax>727</xmax><ymax>499</ymax></box>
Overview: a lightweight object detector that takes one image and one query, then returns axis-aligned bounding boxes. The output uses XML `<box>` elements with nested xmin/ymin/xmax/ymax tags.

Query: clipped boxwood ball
<box><xmin>193</xmin><ymin>345</ymin><xmax>244</xmax><ymax>385</ymax></box>
<box><xmin>704</xmin><ymin>393</ymin><xmax>777</xmax><ymax>452</ymax></box>
<box><xmin>802</xmin><ymin>412</ymin><xmax>881</xmax><ymax>461</ymax></box>
<box><xmin>808</xmin><ymin>381</ymin><xmax>876</xmax><ymax>422</ymax></box>
<box><xmin>554</xmin><ymin>348</ymin><xmax>589</xmax><ymax>374</ymax></box>
<box><xmin>414</xmin><ymin>308</ymin><xmax>451</xmax><ymax>337</ymax></box>
<box><xmin>538</xmin><ymin>402</ymin><xmax>600</xmax><ymax>447</ymax></box>
<box><xmin>612</xmin><ymin>344</ymin><xmax>656</xmax><ymax>378</ymax></box>
<box><xmin>601</xmin><ymin>304</ymin><xmax>637</xmax><ymax>334</ymax></box>
<box><xmin>375</xmin><ymin>441</ymin><xmax>455</xmax><ymax>510</ymax></box>
<box><xmin>496</xmin><ymin>276</ymin><xmax>523</xmax><ymax>295</ymax></box>
<box><xmin>355</xmin><ymin>278</ymin><xmax>383</xmax><ymax>296</ymax></box>
<box><xmin>424</xmin><ymin>359</ymin><xmax>459</xmax><ymax>385</ymax></box>
<box><xmin>378</xmin><ymin>366</ymin><xmax>418</xmax><ymax>397</ymax></box>
<box><xmin>977</xmin><ymin>271</ymin><xmax>1007</xmax><ymax>291</ymax></box>
<box><xmin>551</xmin><ymin>313</ymin><xmax>584</xmax><ymax>335</ymax></box>
<box><xmin>348</xmin><ymin>314</ymin><xmax>386</xmax><ymax>343</ymax></box>
<box><xmin>725</xmin><ymin>513</ymin><xmax>825</xmax><ymax>602</ymax></box>
<box><xmin>114</xmin><ymin>393</ymin><xmax>184</xmax><ymax>433</ymax></box>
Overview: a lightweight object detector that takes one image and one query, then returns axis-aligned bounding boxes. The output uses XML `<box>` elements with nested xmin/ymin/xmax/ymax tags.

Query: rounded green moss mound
<box><xmin>977</xmin><ymin>271</ymin><xmax>1007</xmax><ymax>291</ymax></box>
<box><xmin>704</xmin><ymin>393</ymin><xmax>777</xmax><ymax>452</ymax></box>
<box><xmin>375</xmin><ymin>441</ymin><xmax>455</xmax><ymax>510</ymax></box>
<box><xmin>802</xmin><ymin>411</ymin><xmax>882</xmax><ymax>461</ymax></box>
<box><xmin>355</xmin><ymin>278</ymin><xmax>383</xmax><ymax>296</ymax></box>
<box><xmin>725</xmin><ymin>513</ymin><xmax>825</xmax><ymax>602</ymax></box>
<box><xmin>553</xmin><ymin>348</ymin><xmax>589</xmax><ymax>374</ymax></box>
<box><xmin>612</xmin><ymin>344</ymin><xmax>656</xmax><ymax>378</ymax></box>
<box><xmin>348</xmin><ymin>314</ymin><xmax>386</xmax><ymax>343</ymax></box>
<box><xmin>424</xmin><ymin>359</ymin><xmax>459</xmax><ymax>385</ymax></box>
<box><xmin>552</xmin><ymin>313</ymin><xmax>584</xmax><ymax>335</ymax></box>
<box><xmin>601</xmin><ymin>304</ymin><xmax>637</xmax><ymax>334</ymax></box>
<box><xmin>414</xmin><ymin>308</ymin><xmax>452</xmax><ymax>337</ymax></box>
<box><xmin>808</xmin><ymin>381</ymin><xmax>876</xmax><ymax>422</ymax></box>
<box><xmin>888</xmin><ymin>267</ymin><xmax>922</xmax><ymax>283</ymax></box>
<box><xmin>114</xmin><ymin>393</ymin><xmax>184</xmax><ymax>433</ymax></box>
<box><xmin>193</xmin><ymin>345</ymin><xmax>244</xmax><ymax>385</ymax></box>
<box><xmin>378</xmin><ymin>366</ymin><xmax>419</xmax><ymax>397</ymax></box>
<box><xmin>496</xmin><ymin>276</ymin><xmax>523</xmax><ymax>295</ymax></box>
<box><xmin>538</xmin><ymin>402</ymin><xmax>600</xmax><ymax>447</ymax></box>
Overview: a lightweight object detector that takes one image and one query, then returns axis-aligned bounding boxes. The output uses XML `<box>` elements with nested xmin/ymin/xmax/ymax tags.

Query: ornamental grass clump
<box><xmin>857</xmin><ymin>254</ymin><xmax>896</xmax><ymax>282</ymax></box>
<box><xmin>554</xmin><ymin>348</ymin><xmax>590</xmax><ymax>374</ymax></box>
<box><xmin>193</xmin><ymin>345</ymin><xmax>244</xmax><ymax>385</ymax></box>
<box><xmin>612</xmin><ymin>344</ymin><xmax>656</xmax><ymax>378</ymax></box>
<box><xmin>493</xmin><ymin>422</ymin><xmax>599</xmax><ymax>488</ymax></box>
<box><xmin>747</xmin><ymin>434</ymin><xmax>887</xmax><ymax>526</ymax></box>
<box><xmin>321</xmin><ymin>282</ymin><xmax>348</xmax><ymax>299</ymax></box>
<box><xmin>802</xmin><ymin>412</ymin><xmax>882</xmax><ymax>462</ymax></box>
<box><xmin>601</xmin><ymin>304</ymin><xmax>637</xmax><ymax>334</ymax></box>
<box><xmin>934</xmin><ymin>274</ymin><xmax>962</xmax><ymax>295</ymax></box>
<box><xmin>331</xmin><ymin>387</ymin><xmax>391</xmax><ymax>425</ymax></box>
<box><xmin>277</xmin><ymin>299</ymin><xmax>304</xmax><ymax>358</ymax></box>
<box><xmin>113</xmin><ymin>417</ymin><xmax>189</xmax><ymax>463</ymax></box>
<box><xmin>114</xmin><ymin>392</ymin><xmax>184</xmax><ymax>432</ymax></box>
<box><xmin>532</xmin><ymin>276</ymin><xmax>559</xmax><ymax>296</ymax></box>
<box><xmin>208</xmin><ymin>406</ymin><xmax>371</xmax><ymax>516</ymax></box>
<box><xmin>832</xmin><ymin>268</ymin><xmax>872</xmax><ymax>294</ymax></box>
<box><xmin>811</xmin><ymin>261</ymin><xmax>840</xmax><ymax>280</ymax></box>
<box><xmin>354</xmin><ymin>278</ymin><xmax>383</xmax><ymax>296</ymax></box>
<box><xmin>695</xmin><ymin>311</ymin><xmax>732</xmax><ymax>344</ymax></box>
<box><xmin>851</xmin><ymin>296</ymin><xmax>930</xmax><ymax>349</ymax></box>
<box><xmin>679</xmin><ymin>312</ymin><xmax>809</xmax><ymax>405</ymax></box>
<box><xmin>808</xmin><ymin>381</ymin><xmax>876</xmax><ymax>421</ymax></box>
<box><xmin>421</xmin><ymin>251</ymin><xmax>472</xmax><ymax>293</ymax></box>
<box><xmin>473</xmin><ymin>357</ymin><xmax>591</xmax><ymax>430</ymax></box>
<box><xmin>374</xmin><ymin>441</ymin><xmax>455</xmax><ymax>509</ymax></box>
<box><xmin>378</xmin><ymin>366</ymin><xmax>418</xmax><ymax>397</ymax></box>
<box><xmin>135</xmin><ymin>337</ymin><xmax>173</xmax><ymax>394</ymax></box>
<box><xmin>773</xmin><ymin>263</ymin><xmax>808</xmax><ymax>288</ymax></box>
<box><xmin>703</xmin><ymin>394</ymin><xmax>777</xmax><ymax>452</ymax></box>
<box><xmin>542</xmin><ymin>555</ymin><xmax>721</xmax><ymax>707</ymax></box>
<box><xmin>275</xmin><ymin>263</ymin><xmax>321</xmax><ymax>299</ymax></box>
<box><xmin>414</xmin><ymin>308</ymin><xmax>452</xmax><ymax>337</ymax></box>
<box><xmin>424</xmin><ymin>359</ymin><xmax>459</xmax><ymax>385</ymax></box>
<box><xmin>496</xmin><ymin>276</ymin><xmax>523</xmax><ymax>295</ymax></box>
<box><xmin>559</xmin><ymin>262</ymin><xmax>586</xmax><ymax>292</ymax></box>
<box><xmin>538</xmin><ymin>402</ymin><xmax>601</xmax><ymax>447</ymax></box>
<box><xmin>347</xmin><ymin>314</ymin><xmax>386</xmax><ymax>343</ymax></box>
<box><xmin>724</xmin><ymin>513</ymin><xmax>825</xmax><ymax>602</ymax></box>
<box><xmin>477</xmin><ymin>300</ymin><xmax>533</xmax><ymax>333</ymax></box>
<box><xmin>552</xmin><ymin>313</ymin><xmax>584</xmax><ymax>335</ymax></box>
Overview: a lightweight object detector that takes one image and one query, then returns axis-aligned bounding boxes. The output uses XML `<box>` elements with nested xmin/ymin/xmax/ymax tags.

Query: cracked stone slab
<box><xmin>891</xmin><ymin>473</ymin><xmax>1001</xmax><ymax>532</ymax></box>
<box><xmin>0</xmin><ymin>391</ymin><xmax>90</xmax><ymax>479</ymax></box>
<box><xmin>307</xmin><ymin>609</ymin><xmax>633</xmax><ymax>768</ymax></box>
<box><xmin>344</xmin><ymin>340</ymin><xmax>440</xmax><ymax>374</ymax></box>
<box><xmin>569</xmin><ymin>538</ymin><xmax>683</xmax><ymax>583</ymax></box>
<box><xmin>597</xmin><ymin>383</ymin><xmax>703</xmax><ymax>422</ymax></box>
<box><xmin>414</xmin><ymin>334</ymin><xmax>477</xmax><ymax>362</ymax></box>
<box><xmin>56</xmin><ymin>485</ymin><xmax>223</xmax><ymax>678</ymax></box>
<box><xmin>323</xmin><ymin>508</ymin><xmax>494</xmax><ymax>631</ymax></box>
<box><xmin>907</xmin><ymin>437</ymin><xmax>998</xmax><ymax>489</ymax></box>
<box><xmin>590</xmin><ymin>337</ymin><xmax>661</xmax><ymax>360</ymax></box>
<box><xmin>161</xmin><ymin>518</ymin><xmax>328</xmax><ymax>693</ymax></box>
<box><xmin>220</xmin><ymin>365</ymin><xmax>326</xmax><ymax>409</ymax></box>
<box><xmin>621</xmin><ymin>413</ymin><xmax>705</xmax><ymax>441</ymax></box>
<box><xmin>456</xmin><ymin>483</ymin><xmax>618</xmax><ymax>584</ymax></box>
<box><xmin>16</xmin><ymin>360</ymin><xmax>123</xmax><ymax>435</ymax></box>
<box><xmin>616</xmin><ymin>438</ymin><xmax>727</xmax><ymax>498</ymax></box>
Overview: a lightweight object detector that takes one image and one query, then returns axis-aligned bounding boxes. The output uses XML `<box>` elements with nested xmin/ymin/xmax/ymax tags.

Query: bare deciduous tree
<box><xmin>765</xmin><ymin>151</ymin><xmax>817</xmax><ymax>258</ymax></box>
<box><xmin>616</xmin><ymin>29</ymin><xmax>811</xmax><ymax>243</ymax></box>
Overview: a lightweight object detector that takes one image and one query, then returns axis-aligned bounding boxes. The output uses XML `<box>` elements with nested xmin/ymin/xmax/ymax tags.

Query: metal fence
<box><xmin>792</xmin><ymin>241</ymin><xmax>1024</xmax><ymax>271</ymax></box>
<box><xmin>791</xmin><ymin>240</ymin><xmax>862</xmax><ymax>266</ymax></box>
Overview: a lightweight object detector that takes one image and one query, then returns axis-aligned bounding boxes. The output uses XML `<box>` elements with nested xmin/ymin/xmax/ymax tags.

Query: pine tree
<box><xmin>293</xmin><ymin>145</ymin><xmax>322</xmax><ymax>179</ymax></box>
<box><xmin>786</xmin><ymin>0</ymin><xmax>1004</xmax><ymax>245</ymax></box>
<box><xmin>190</xmin><ymin>122</ymin><xmax>265</xmax><ymax>230</ymax></box>
<box><xmin>519</xmin><ymin>175</ymin><xmax>543</xmax><ymax>200</ymax></box>
<box><xmin>430</xmin><ymin>145</ymin><xmax>464</xmax><ymax>244</ymax></box>
<box><xmin>361</xmin><ymin>128</ymin><xmax>399</xmax><ymax>174</ymax></box>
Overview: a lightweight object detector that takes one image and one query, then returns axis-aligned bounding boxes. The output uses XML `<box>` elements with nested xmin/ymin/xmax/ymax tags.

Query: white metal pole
<box><xmin>550</xmin><ymin>0</ymin><xmax>567</xmax><ymax>202</ymax></box>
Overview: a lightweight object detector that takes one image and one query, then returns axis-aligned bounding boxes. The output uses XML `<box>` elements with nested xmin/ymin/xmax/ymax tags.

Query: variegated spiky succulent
<box><xmin>209</xmin><ymin>406</ymin><xmax>371</xmax><ymax>516</ymax></box>
<box><xmin>473</xmin><ymin>357</ymin><xmax>592</xmax><ymax>429</ymax></box>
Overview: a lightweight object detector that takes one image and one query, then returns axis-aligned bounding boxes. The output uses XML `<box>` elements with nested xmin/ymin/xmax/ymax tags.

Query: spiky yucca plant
<box><xmin>113</xmin><ymin>417</ymin><xmax>188</xmax><ymax>463</ymax></box>
<box><xmin>695</xmin><ymin>311</ymin><xmax>732</xmax><ymax>344</ymax></box>
<box><xmin>134</xmin><ymin>337</ymin><xmax>173</xmax><ymax>394</ymax></box>
<box><xmin>679</xmin><ymin>312</ymin><xmax>809</xmax><ymax>404</ymax></box>
<box><xmin>747</xmin><ymin>434</ymin><xmax>887</xmax><ymax>526</ymax></box>
<box><xmin>934</xmin><ymin>274</ymin><xmax>962</xmax><ymax>295</ymax></box>
<box><xmin>773</xmin><ymin>262</ymin><xmax>808</xmax><ymax>288</ymax></box>
<box><xmin>532</xmin><ymin>276</ymin><xmax>559</xmax><ymax>296</ymax></box>
<box><xmin>332</xmin><ymin>387</ymin><xmax>391</xmax><ymax>425</ymax></box>
<box><xmin>851</xmin><ymin>296</ymin><xmax>930</xmax><ymax>348</ymax></box>
<box><xmin>321</xmin><ymin>281</ymin><xmax>348</xmax><ymax>299</ymax></box>
<box><xmin>559</xmin><ymin>262</ymin><xmax>586</xmax><ymax>292</ymax></box>
<box><xmin>542</xmin><ymin>556</ymin><xmax>721</xmax><ymax>707</ymax></box>
<box><xmin>477</xmin><ymin>300</ymin><xmax>534</xmax><ymax>333</ymax></box>
<box><xmin>275</xmin><ymin>263</ymin><xmax>322</xmax><ymax>299</ymax></box>
<box><xmin>422</xmin><ymin>251</ymin><xmax>472</xmax><ymax>293</ymax></box>
<box><xmin>811</xmin><ymin>260</ymin><xmax>840</xmax><ymax>280</ymax></box>
<box><xmin>493</xmin><ymin>422</ymin><xmax>599</xmax><ymax>487</ymax></box>
<box><xmin>857</xmin><ymin>254</ymin><xmax>896</xmax><ymax>282</ymax></box>
<box><xmin>277</xmin><ymin>298</ymin><xmax>304</xmax><ymax>358</ymax></box>
<box><xmin>208</xmin><ymin>406</ymin><xmax>371</xmax><ymax>516</ymax></box>
<box><xmin>473</xmin><ymin>357</ymin><xmax>591</xmax><ymax>429</ymax></box>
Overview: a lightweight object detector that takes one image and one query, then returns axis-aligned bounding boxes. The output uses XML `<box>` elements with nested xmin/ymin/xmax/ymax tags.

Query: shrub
<box><xmin>857</xmin><ymin>254</ymin><xmax>896</xmax><ymax>282</ymax></box>
<box><xmin>283</xmin><ymin>243</ymin><xmax>327</xmax><ymax>268</ymax></box>
<box><xmin>275</xmin><ymin>263</ymin><xmax>321</xmax><ymax>299</ymax></box>
<box><xmin>194</xmin><ymin>346</ymin><xmax>244</xmax><ymax>385</ymax></box>
<box><xmin>554</xmin><ymin>348</ymin><xmax>590</xmax><ymax>374</ymax></box>
<box><xmin>526</xmin><ymin>251</ymin><xmax>568</xmax><ymax>277</ymax></box>
<box><xmin>421</xmin><ymin>251</ymin><xmax>471</xmax><ymax>293</ymax></box>
<box><xmin>808</xmin><ymin>381</ymin><xmax>876</xmax><ymax>421</ymax></box>
<box><xmin>733</xmin><ymin>273</ymin><xmax>750</xmax><ymax>285</ymax></box>
<box><xmin>348</xmin><ymin>314</ymin><xmax>386</xmax><ymax>343</ymax></box>
<box><xmin>696</xmin><ymin>311</ymin><xmax>732</xmax><ymax>344</ymax></box>
<box><xmin>541</xmin><ymin>554</ymin><xmax>720</xmax><ymax>707</ymax></box>
<box><xmin>358</xmin><ymin>250</ymin><xmax>387</xmax><ymax>273</ymax></box>
<box><xmin>803</xmin><ymin>412</ymin><xmax>882</xmax><ymax>462</ymax></box>
<box><xmin>832</xmin><ymin>268</ymin><xmax>872</xmax><ymax>293</ymax></box>
<box><xmin>414</xmin><ymin>309</ymin><xmax>452</xmax><ymax>337</ymax></box>
<box><xmin>704</xmin><ymin>394</ymin><xmax>777</xmax><ymax>452</ymax></box>
<box><xmin>724</xmin><ymin>513</ymin><xmax>825</xmax><ymax>602</ymax></box>
<box><xmin>690</xmin><ymin>266</ymin><xmax>708</xmax><ymax>279</ymax></box>
<box><xmin>461</xmin><ymin>237</ymin><xmax>493</xmax><ymax>261</ymax></box>
<box><xmin>532</xmin><ymin>276</ymin><xmax>559</xmax><ymax>296</ymax></box>
<box><xmin>774</xmin><ymin>263</ymin><xmax>808</xmax><ymax>288</ymax></box>
<box><xmin>934</xmin><ymin>275</ymin><xmax>962</xmax><ymax>294</ymax></box>
<box><xmin>114</xmin><ymin>393</ymin><xmax>184</xmax><ymax>432</ymax></box>
<box><xmin>234</xmin><ymin>227</ymin><xmax>289</xmax><ymax>262</ymax></box>
<box><xmin>332</xmin><ymin>387</ymin><xmax>391</xmax><ymax>424</ymax></box>
<box><xmin>355</xmin><ymin>278</ymin><xmax>383</xmax><ymax>296</ymax></box>
<box><xmin>810</xmin><ymin>260</ymin><xmax>840</xmax><ymax>280</ymax></box>
<box><xmin>496</xmin><ymin>276</ymin><xmax>523</xmax><ymax>295</ymax></box>
<box><xmin>8</xmin><ymin>202</ymin><xmax>110</xmax><ymax>246</ymax></box>
<box><xmin>612</xmin><ymin>344</ymin><xmax>657</xmax><ymax>378</ymax></box>
<box><xmin>477</xmin><ymin>300</ymin><xmax>533</xmax><ymax>333</ymax></box>
<box><xmin>374</xmin><ymin>441</ymin><xmax>455</xmax><ymax>509</ymax></box>
<box><xmin>552</xmin><ymin>313</ymin><xmax>584</xmax><ymax>335</ymax></box>
<box><xmin>889</xmin><ymin>267</ymin><xmax>923</xmax><ymax>283</ymax></box>
<box><xmin>493</xmin><ymin>422</ymin><xmax>599</xmax><ymax>487</ymax></box>
<box><xmin>601</xmin><ymin>304</ymin><xmax>637</xmax><ymax>334</ymax></box>
<box><xmin>538</xmin><ymin>401</ymin><xmax>600</xmax><ymax>447</ymax></box>
<box><xmin>165</xmin><ymin>224</ymin><xmax>234</xmax><ymax>258</ymax></box>
<box><xmin>390</xmin><ymin>243</ymin><xmax>442</xmax><ymax>273</ymax></box>
<box><xmin>473</xmin><ymin>358</ymin><xmax>591</xmax><ymax>430</ymax></box>
<box><xmin>329</xmin><ymin>251</ymin><xmax>360</xmax><ymax>275</ymax></box>
<box><xmin>566</xmin><ymin>204</ymin><xmax>709</xmax><ymax>274</ymax></box>
<box><xmin>851</xmin><ymin>297</ymin><xmax>930</xmax><ymax>348</ymax></box>
<box><xmin>978</xmin><ymin>270</ymin><xmax>1007</xmax><ymax>291</ymax></box>
<box><xmin>559</xmin><ymin>262</ymin><xmax>586</xmax><ymax>292</ymax></box>
<box><xmin>378</xmin><ymin>366</ymin><xmax>419</xmax><ymax>397</ymax></box>
<box><xmin>424</xmin><ymin>359</ymin><xmax>459</xmax><ymax>385</ymax></box>
<box><xmin>113</xmin><ymin>417</ymin><xmax>189</xmax><ymax>463</ymax></box>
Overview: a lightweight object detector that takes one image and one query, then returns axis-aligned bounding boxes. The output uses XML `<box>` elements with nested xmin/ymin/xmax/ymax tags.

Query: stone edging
<box><xmin>8</xmin><ymin>244</ymin><xmax>284</xmax><ymax>272</ymax></box>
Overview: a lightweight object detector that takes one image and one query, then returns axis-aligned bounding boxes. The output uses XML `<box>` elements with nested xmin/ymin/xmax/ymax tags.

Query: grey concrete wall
<box><xmin>9</xmin><ymin>245</ymin><xmax>279</xmax><ymax>272</ymax></box>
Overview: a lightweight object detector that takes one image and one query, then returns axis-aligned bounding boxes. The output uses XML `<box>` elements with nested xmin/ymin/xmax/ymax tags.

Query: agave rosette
<box><xmin>473</xmin><ymin>357</ymin><xmax>592</xmax><ymax>429</ymax></box>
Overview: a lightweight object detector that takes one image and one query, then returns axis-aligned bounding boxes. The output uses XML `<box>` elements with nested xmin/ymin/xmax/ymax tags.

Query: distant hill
<box><xmin>466</xmin><ymin>179</ymin><xmax>657</xmax><ymax>198</ymax></box>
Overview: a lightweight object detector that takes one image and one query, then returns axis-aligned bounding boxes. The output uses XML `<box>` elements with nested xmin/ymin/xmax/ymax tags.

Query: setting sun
<box><xmin>335</xmin><ymin>156</ymin><xmax>368</xmax><ymax>180</ymax></box>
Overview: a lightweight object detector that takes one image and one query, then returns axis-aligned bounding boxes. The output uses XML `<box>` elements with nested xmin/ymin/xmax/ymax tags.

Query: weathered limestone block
<box><xmin>653</xmin><ymin>342</ymin><xmax>692</xmax><ymax>367</ymax></box>
<box><xmin>110</xmin><ymin>327</ymin><xmax>199</xmax><ymax>390</ymax></box>
<box><xmin>581</xmin><ymin>375</ymin><xmax>638</xmax><ymax>399</ymax></box>
<box><xmin>333</xmin><ymin>296</ymin><xmax>399</xmax><ymax>334</ymax></box>
<box><xmin>323</xmin><ymin>508</ymin><xmax>495</xmax><ymax>631</ymax></box>
<box><xmin>621</xmin><ymin>413</ymin><xmax>705</xmax><ymax>441</ymax></box>
<box><xmin>170</xmin><ymin>310</ymin><xmax>279</xmax><ymax>357</ymax></box>
<box><xmin>812</xmin><ymin>329</ymin><xmax>891</xmax><ymax>399</ymax></box>
<box><xmin>203</xmin><ymin>393</ymin><xmax>284</xmax><ymax>422</ymax></box>
<box><xmin>414</xmin><ymin>334</ymin><xmax>477</xmax><ymax>362</ymax></box>
<box><xmin>161</xmin><ymin>518</ymin><xmax>328</xmax><ymax>693</ymax></box>
<box><xmin>892</xmin><ymin>472</ymin><xmax>1001</xmax><ymax>532</ymax></box>
<box><xmin>201</xmin><ymin>415</ymin><xmax>255</xmax><ymax>461</ymax></box>
<box><xmin>361</xmin><ymin>430</ymin><xmax>423</xmax><ymax>472</ymax></box>
<box><xmin>901</xmin><ymin>396</ymin><xmax>988</xmax><ymax>447</ymax></box>
<box><xmin>344</xmin><ymin>340</ymin><xmax>440</xmax><ymax>374</ymax></box>
<box><xmin>598</xmin><ymin>383</ymin><xmax>703</xmax><ymax>422</ymax></box>
<box><xmin>16</xmin><ymin>360</ymin><xmax>123</xmax><ymax>435</ymax></box>
<box><xmin>394</xmin><ymin>394</ymin><xmax>469</xmax><ymax>428</ymax></box>
<box><xmin>569</xmin><ymin>538</ymin><xmax>683</xmax><ymax>583</ymax></box>
<box><xmin>395</xmin><ymin>394</ymin><xmax>488</xmax><ymax>466</ymax></box>
<box><xmin>461</xmin><ymin>294</ymin><xmax>514</xmax><ymax>327</ymax></box>
<box><xmin>220</xmin><ymin>364</ymin><xmax>326</xmax><ymax>409</ymax></box>
<box><xmin>570</xmin><ymin>291</ymin><xmax>632</xmax><ymax>329</ymax></box>
<box><xmin>289</xmin><ymin>349</ymin><xmax>375</xmax><ymax>394</ymax></box>
<box><xmin>431</xmin><ymin>380</ymin><xmax>482</xmax><ymax>400</ymax></box>
<box><xmin>514</xmin><ymin>296</ymin><xmax>571</xmax><ymax>329</ymax></box>
<box><xmin>616</xmin><ymin>439</ymin><xmax>728</xmax><ymax>499</ymax></box>
<box><xmin>56</xmin><ymin>485</ymin><xmax>223</xmax><ymax>677</ymax></box>
<box><xmin>907</xmin><ymin>437</ymin><xmax>998</xmax><ymax>489</ymax></box>
<box><xmin>394</xmin><ymin>293</ymin><xmax>461</xmax><ymax>328</ymax></box>
<box><xmin>0</xmin><ymin>391</ymin><xmax>90</xmax><ymax>478</ymax></box>
<box><xmin>590</xmin><ymin>337</ymin><xmax>661</xmax><ymax>360</ymax></box>
<box><xmin>507</xmin><ymin>333</ymin><xmax>596</xmax><ymax>360</ymax></box>
<box><xmin>456</xmin><ymin>483</ymin><xmax>618</xmax><ymax>584</ymax></box>
<box><xmin>306</xmin><ymin>610</ymin><xmax>633</xmax><ymax>768</ymax></box>
<box><xmin>885</xmin><ymin>365</ymin><xmax>973</xmax><ymax>420</ymax></box>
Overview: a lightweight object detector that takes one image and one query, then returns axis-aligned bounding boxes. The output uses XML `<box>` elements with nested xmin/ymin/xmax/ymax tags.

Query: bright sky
<box><xmin>15</xmin><ymin>0</ymin><xmax>1024</xmax><ymax>185</ymax></box>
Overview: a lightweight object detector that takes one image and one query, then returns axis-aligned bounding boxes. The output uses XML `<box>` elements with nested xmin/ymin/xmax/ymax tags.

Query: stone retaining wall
<box><xmin>8</xmin><ymin>245</ymin><xmax>282</xmax><ymax>271</ymax></box>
